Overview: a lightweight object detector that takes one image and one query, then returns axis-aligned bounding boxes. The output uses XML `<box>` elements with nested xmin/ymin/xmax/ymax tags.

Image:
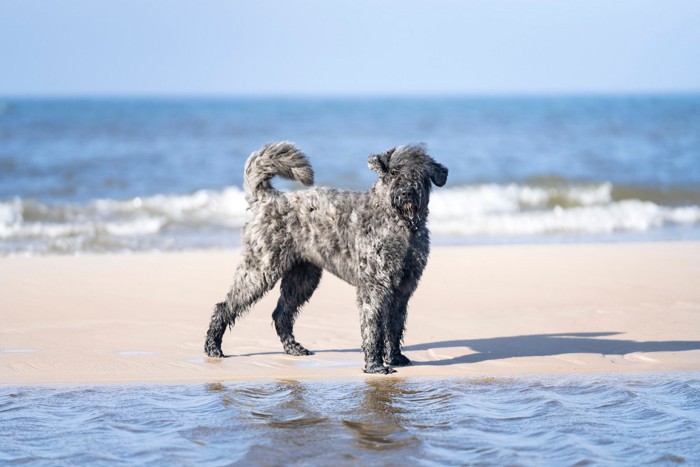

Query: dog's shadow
<box><xmin>239</xmin><ymin>332</ymin><xmax>700</xmax><ymax>366</ymax></box>
<box><xmin>403</xmin><ymin>332</ymin><xmax>700</xmax><ymax>366</ymax></box>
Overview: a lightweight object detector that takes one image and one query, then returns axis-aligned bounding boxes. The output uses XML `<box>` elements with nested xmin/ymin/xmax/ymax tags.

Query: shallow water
<box><xmin>2</xmin><ymin>374</ymin><xmax>699</xmax><ymax>465</ymax></box>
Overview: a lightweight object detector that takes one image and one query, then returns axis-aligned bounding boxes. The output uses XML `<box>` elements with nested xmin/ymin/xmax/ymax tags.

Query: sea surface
<box><xmin>1</xmin><ymin>95</ymin><xmax>700</xmax><ymax>255</ymax></box>
<box><xmin>1</xmin><ymin>374</ymin><xmax>699</xmax><ymax>465</ymax></box>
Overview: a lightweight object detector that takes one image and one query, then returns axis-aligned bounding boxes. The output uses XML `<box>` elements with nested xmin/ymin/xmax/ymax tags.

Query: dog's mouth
<box><xmin>393</xmin><ymin>192</ymin><xmax>423</xmax><ymax>231</ymax></box>
<box><xmin>403</xmin><ymin>206</ymin><xmax>421</xmax><ymax>231</ymax></box>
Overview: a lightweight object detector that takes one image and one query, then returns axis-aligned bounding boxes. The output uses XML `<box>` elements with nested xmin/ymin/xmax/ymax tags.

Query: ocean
<box><xmin>2</xmin><ymin>375</ymin><xmax>700</xmax><ymax>465</ymax></box>
<box><xmin>1</xmin><ymin>95</ymin><xmax>699</xmax><ymax>255</ymax></box>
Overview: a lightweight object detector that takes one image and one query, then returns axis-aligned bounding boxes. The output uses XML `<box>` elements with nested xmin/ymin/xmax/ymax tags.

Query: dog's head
<box><xmin>368</xmin><ymin>144</ymin><xmax>448</xmax><ymax>231</ymax></box>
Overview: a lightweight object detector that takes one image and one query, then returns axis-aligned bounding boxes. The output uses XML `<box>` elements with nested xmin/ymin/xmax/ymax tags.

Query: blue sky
<box><xmin>1</xmin><ymin>0</ymin><xmax>699</xmax><ymax>96</ymax></box>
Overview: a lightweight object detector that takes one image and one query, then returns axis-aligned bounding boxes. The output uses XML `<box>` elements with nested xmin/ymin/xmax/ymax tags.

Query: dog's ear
<box><xmin>430</xmin><ymin>161</ymin><xmax>448</xmax><ymax>187</ymax></box>
<box><xmin>368</xmin><ymin>148</ymin><xmax>395</xmax><ymax>174</ymax></box>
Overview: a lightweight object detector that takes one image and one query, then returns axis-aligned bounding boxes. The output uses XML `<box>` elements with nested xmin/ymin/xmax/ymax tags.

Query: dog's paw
<box><xmin>284</xmin><ymin>344</ymin><xmax>314</xmax><ymax>356</ymax></box>
<box><xmin>204</xmin><ymin>344</ymin><xmax>225</xmax><ymax>358</ymax></box>
<box><xmin>364</xmin><ymin>364</ymin><xmax>397</xmax><ymax>375</ymax></box>
<box><xmin>387</xmin><ymin>354</ymin><xmax>412</xmax><ymax>367</ymax></box>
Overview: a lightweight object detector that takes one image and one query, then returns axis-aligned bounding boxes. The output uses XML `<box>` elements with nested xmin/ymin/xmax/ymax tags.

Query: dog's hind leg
<box><xmin>272</xmin><ymin>262</ymin><xmax>322</xmax><ymax>356</ymax></box>
<box><xmin>204</xmin><ymin>257</ymin><xmax>282</xmax><ymax>358</ymax></box>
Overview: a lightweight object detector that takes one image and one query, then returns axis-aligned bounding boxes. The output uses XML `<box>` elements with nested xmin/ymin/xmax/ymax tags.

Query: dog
<box><xmin>204</xmin><ymin>142</ymin><xmax>448</xmax><ymax>374</ymax></box>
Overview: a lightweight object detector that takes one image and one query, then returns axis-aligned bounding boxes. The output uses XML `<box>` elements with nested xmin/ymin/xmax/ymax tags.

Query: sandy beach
<box><xmin>1</xmin><ymin>242</ymin><xmax>699</xmax><ymax>385</ymax></box>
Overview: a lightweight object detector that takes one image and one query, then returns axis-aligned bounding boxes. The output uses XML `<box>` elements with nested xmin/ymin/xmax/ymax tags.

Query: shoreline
<box><xmin>4</xmin><ymin>370</ymin><xmax>699</xmax><ymax>389</ymax></box>
<box><xmin>2</xmin><ymin>242</ymin><xmax>699</xmax><ymax>386</ymax></box>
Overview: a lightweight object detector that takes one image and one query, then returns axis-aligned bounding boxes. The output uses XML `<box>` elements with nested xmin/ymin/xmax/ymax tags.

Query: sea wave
<box><xmin>1</xmin><ymin>183</ymin><xmax>700</xmax><ymax>254</ymax></box>
<box><xmin>0</xmin><ymin>187</ymin><xmax>250</xmax><ymax>254</ymax></box>
<box><xmin>429</xmin><ymin>183</ymin><xmax>700</xmax><ymax>236</ymax></box>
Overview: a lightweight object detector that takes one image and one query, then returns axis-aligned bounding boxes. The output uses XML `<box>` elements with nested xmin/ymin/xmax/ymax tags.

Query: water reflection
<box><xmin>342</xmin><ymin>379</ymin><xmax>419</xmax><ymax>451</ymax></box>
<box><xmin>206</xmin><ymin>378</ymin><xmax>426</xmax><ymax>461</ymax></box>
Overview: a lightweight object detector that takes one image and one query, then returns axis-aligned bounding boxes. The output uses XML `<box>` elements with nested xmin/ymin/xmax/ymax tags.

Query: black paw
<box><xmin>364</xmin><ymin>364</ymin><xmax>397</xmax><ymax>375</ymax></box>
<box><xmin>204</xmin><ymin>343</ymin><xmax>225</xmax><ymax>358</ymax></box>
<box><xmin>284</xmin><ymin>344</ymin><xmax>314</xmax><ymax>356</ymax></box>
<box><xmin>387</xmin><ymin>354</ymin><xmax>412</xmax><ymax>367</ymax></box>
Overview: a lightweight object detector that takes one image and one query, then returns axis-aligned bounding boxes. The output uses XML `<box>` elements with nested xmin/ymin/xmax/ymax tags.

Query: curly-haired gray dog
<box><xmin>204</xmin><ymin>142</ymin><xmax>448</xmax><ymax>374</ymax></box>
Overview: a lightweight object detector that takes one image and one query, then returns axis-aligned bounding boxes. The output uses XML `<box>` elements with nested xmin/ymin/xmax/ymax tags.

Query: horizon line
<box><xmin>3</xmin><ymin>89</ymin><xmax>700</xmax><ymax>101</ymax></box>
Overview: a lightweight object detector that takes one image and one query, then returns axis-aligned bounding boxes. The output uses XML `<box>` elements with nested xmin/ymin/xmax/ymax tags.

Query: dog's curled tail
<box><xmin>243</xmin><ymin>142</ymin><xmax>314</xmax><ymax>201</ymax></box>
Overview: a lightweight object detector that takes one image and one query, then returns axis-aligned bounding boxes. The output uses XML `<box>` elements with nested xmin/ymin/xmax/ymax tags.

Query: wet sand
<box><xmin>1</xmin><ymin>243</ymin><xmax>699</xmax><ymax>385</ymax></box>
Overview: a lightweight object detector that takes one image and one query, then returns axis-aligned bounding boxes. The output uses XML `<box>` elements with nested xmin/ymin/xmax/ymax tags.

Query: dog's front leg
<box><xmin>384</xmin><ymin>297</ymin><xmax>411</xmax><ymax>367</ymax></box>
<box><xmin>384</xmin><ymin>268</ymin><xmax>423</xmax><ymax>367</ymax></box>
<box><xmin>357</xmin><ymin>285</ymin><xmax>396</xmax><ymax>374</ymax></box>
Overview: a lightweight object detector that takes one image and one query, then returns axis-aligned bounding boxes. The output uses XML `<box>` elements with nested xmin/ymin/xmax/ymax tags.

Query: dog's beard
<box><xmin>401</xmin><ymin>203</ymin><xmax>421</xmax><ymax>231</ymax></box>
<box><xmin>392</xmin><ymin>191</ymin><xmax>424</xmax><ymax>231</ymax></box>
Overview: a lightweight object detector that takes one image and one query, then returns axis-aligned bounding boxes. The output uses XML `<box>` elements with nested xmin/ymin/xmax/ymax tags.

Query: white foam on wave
<box><xmin>2</xmin><ymin>183</ymin><xmax>700</xmax><ymax>254</ymax></box>
<box><xmin>91</xmin><ymin>186</ymin><xmax>250</xmax><ymax>228</ymax></box>
<box><xmin>102</xmin><ymin>218</ymin><xmax>167</xmax><ymax>237</ymax></box>
<box><xmin>0</xmin><ymin>197</ymin><xmax>29</xmax><ymax>241</ymax></box>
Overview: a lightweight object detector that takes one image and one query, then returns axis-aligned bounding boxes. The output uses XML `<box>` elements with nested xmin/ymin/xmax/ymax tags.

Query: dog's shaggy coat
<box><xmin>204</xmin><ymin>142</ymin><xmax>448</xmax><ymax>373</ymax></box>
